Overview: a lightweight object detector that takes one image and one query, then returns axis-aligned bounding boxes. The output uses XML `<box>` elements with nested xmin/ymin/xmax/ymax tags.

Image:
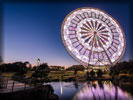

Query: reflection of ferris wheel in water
<box><xmin>61</xmin><ymin>7</ymin><xmax>126</xmax><ymax>67</ymax></box>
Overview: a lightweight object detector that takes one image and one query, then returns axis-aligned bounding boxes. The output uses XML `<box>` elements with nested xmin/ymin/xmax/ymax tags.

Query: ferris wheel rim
<box><xmin>61</xmin><ymin>7</ymin><xmax>126</xmax><ymax>67</ymax></box>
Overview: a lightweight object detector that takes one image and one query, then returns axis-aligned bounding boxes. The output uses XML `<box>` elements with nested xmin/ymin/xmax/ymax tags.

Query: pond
<box><xmin>47</xmin><ymin>81</ymin><xmax>133</xmax><ymax>100</ymax></box>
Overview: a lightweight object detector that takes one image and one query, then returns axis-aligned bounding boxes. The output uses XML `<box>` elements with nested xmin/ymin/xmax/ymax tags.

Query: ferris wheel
<box><xmin>61</xmin><ymin>7</ymin><xmax>126</xmax><ymax>67</ymax></box>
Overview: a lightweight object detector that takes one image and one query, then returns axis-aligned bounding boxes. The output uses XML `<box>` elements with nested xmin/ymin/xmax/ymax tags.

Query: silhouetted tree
<box><xmin>66</xmin><ymin>65</ymin><xmax>85</xmax><ymax>71</ymax></box>
<box><xmin>74</xmin><ymin>69</ymin><xmax>78</xmax><ymax>76</ymax></box>
<box><xmin>13</xmin><ymin>67</ymin><xmax>27</xmax><ymax>78</ymax></box>
<box><xmin>90</xmin><ymin>70</ymin><xmax>95</xmax><ymax>77</ymax></box>
<box><xmin>28</xmin><ymin>64</ymin><xmax>32</xmax><ymax>71</ymax></box>
<box><xmin>110</xmin><ymin>60</ymin><xmax>133</xmax><ymax>76</ymax></box>
<box><xmin>110</xmin><ymin>67</ymin><xmax>120</xmax><ymax>79</ymax></box>
<box><xmin>86</xmin><ymin>71</ymin><xmax>90</xmax><ymax>78</ymax></box>
<box><xmin>0</xmin><ymin>62</ymin><xmax>29</xmax><ymax>72</ymax></box>
<box><xmin>97</xmin><ymin>69</ymin><xmax>103</xmax><ymax>78</ymax></box>
<box><xmin>50</xmin><ymin>66</ymin><xmax>65</xmax><ymax>71</ymax></box>
<box><xmin>31</xmin><ymin>63</ymin><xmax>50</xmax><ymax>85</ymax></box>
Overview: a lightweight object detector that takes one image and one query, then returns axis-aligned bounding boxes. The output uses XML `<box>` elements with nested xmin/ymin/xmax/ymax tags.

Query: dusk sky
<box><xmin>3</xmin><ymin>2</ymin><xmax>130</xmax><ymax>67</ymax></box>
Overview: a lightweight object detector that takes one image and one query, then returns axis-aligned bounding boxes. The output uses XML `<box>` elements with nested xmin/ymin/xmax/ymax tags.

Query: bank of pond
<box><xmin>0</xmin><ymin>80</ymin><xmax>133</xmax><ymax>100</ymax></box>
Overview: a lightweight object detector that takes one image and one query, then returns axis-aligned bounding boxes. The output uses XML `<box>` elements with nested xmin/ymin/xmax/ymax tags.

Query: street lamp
<box><xmin>37</xmin><ymin>58</ymin><xmax>40</xmax><ymax>66</ymax></box>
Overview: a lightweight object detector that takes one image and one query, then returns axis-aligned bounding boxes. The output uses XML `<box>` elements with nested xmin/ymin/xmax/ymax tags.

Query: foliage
<box><xmin>73</xmin><ymin>69</ymin><xmax>78</xmax><ymax>76</ymax></box>
<box><xmin>86</xmin><ymin>71</ymin><xmax>90</xmax><ymax>78</ymax></box>
<box><xmin>109</xmin><ymin>68</ymin><xmax>119</xmax><ymax>77</ymax></box>
<box><xmin>66</xmin><ymin>65</ymin><xmax>85</xmax><ymax>71</ymax></box>
<box><xmin>13</xmin><ymin>67</ymin><xmax>28</xmax><ymax>78</ymax></box>
<box><xmin>97</xmin><ymin>69</ymin><xmax>103</xmax><ymax>77</ymax></box>
<box><xmin>110</xmin><ymin>60</ymin><xmax>133</xmax><ymax>75</ymax></box>
<box><xmin>0</xmin><ymin>62</ymin><xmax>29</xmax><ymax>72</ymax></box>
<box><xmin>50</xmin><ymin>66</ymin><xmax>64</xmax><ymax>71</ymax></box>
<box><xmin>90</xmin><ymin>70</ymin><xmax>95</xmax><ymax>77</ymax></box>
<box><xmin>31</xmin><ymin>63</ymin><xmax>50</xmax><ymax>83</ymax></box>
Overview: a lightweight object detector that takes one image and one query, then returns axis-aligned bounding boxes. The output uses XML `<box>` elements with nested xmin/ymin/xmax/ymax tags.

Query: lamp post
<box><xmin>37</xmin><ymin>58</ymin><xmax>40</xmax><ymax>66</ymax></box>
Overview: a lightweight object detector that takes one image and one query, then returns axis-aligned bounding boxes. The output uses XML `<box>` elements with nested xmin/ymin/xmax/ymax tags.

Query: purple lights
<box><xmin>73</xmin><ymin>81</ymin><xmax>133</xmax><ymax>100</ymax></box>
<box><xmin>72</xmin><ymin>27</ymin><xmax>75</xmax><ymax>31</ymax></box>
<box><xmin>61</xmin><ymin>7</ymin><xmax>126</xmax><ymax>66</ymax></box>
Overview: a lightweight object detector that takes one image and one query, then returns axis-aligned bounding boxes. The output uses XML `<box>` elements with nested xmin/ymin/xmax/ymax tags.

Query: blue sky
<box><xmin>3</xmin><ymin>2</ymin><xmax>130</xmax><ymax>67</ymax></box>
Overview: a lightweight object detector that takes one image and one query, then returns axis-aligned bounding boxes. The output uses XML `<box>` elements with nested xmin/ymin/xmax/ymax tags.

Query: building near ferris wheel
<box><xmin>61</xmin><ymin>7</ymin><xmax>126</xmax><ymax>69</ymax></box>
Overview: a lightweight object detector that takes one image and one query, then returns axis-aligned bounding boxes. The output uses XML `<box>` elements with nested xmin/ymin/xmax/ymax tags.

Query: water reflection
<box><xmin>60</xmin><ymin>81</ymin><xmax>63</xmax><ymax>95</ymax></box>
<box><xmin>49</xmin><ymin>81</ymin><xmax>133</xmax><ymax>100</ymax></box>
<box><xmin>73</xmin><ymin>81</ymin><xmax>133</xmax><ymax>100</ymax></box>
<box><xmin>73</xmin><ymin>81</ymin><xmax>79</xmax><ymax>90</ymax></box>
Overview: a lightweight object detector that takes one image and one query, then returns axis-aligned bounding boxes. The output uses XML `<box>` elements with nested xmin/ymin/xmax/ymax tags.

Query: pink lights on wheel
<box><xmin>61</xmin><ymin>7</ymin><xmax>126</xmax><ymax>66</ymax></box>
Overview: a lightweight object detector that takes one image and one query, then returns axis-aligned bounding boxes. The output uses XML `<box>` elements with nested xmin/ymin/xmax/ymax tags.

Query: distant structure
<box><xmin>37</xmin><ymin>58</ymin><xmax>40</xmax><ymax>66</ymax></box>
<box><xmin>61</xmin><ymin>7</ymin><xmax>126</xmax><ymax>68</ymax></box>
<box><xmin>0</xmin><ymin>56</ymin><xmax>2</xmax><ymax>65</ymax></box>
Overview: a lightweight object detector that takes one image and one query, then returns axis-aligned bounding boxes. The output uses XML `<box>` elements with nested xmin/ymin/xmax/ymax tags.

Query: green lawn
<box><xmin>1</xmin><ymin>72</ymin><xmax>15</xmax><ymax>77</ymax></box>
<box><xmin>1</xmin><ymin>71</ymin><xmax>132</xmax><ymax>81</ymax></box>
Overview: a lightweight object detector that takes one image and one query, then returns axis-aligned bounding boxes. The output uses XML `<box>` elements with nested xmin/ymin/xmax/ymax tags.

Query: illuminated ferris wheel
<box><xmin>61</xmin><ymin>7</ymin><xmax>126</xmax><ymax>67</ymax></box>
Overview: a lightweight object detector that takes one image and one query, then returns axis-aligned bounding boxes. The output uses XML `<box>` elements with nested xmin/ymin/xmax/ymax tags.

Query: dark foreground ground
<box><xmin>0</xmin><ymin>85</ymin><xmax>58</xmax><ymax>100</ymax></box>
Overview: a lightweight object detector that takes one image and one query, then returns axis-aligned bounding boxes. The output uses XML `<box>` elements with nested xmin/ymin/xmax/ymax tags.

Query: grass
<box><xmin>48</xmin><ymin>71</ymin><xmax>75</xmax><ymax>81</ymax></box>
<box><xmin>1</xmin><ymin>71</ymin><xmax>133</xmax><ymax>81</ymax></box>
<box><xmin>1</xmin><ymin>71</ymin><xmax>77</xmax><ymax>81</ymax></box>
<box><xmin>1</xmin><ymin>72</ymin><xmax>15</xmax><ymax>78</ymax></box>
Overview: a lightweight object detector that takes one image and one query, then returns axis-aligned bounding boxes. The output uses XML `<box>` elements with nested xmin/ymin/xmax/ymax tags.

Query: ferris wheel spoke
<box><xmin>98</xmin><ymin>26</ymin><xmax>106</xmax><ymax>31</ymax></box>
<box><xmin>99</xmin><ymin>38</ymin><xmax>106</xmax><ymax>45</ymax></box>
<box><xmin>88</xmin><ymin>36</ymin><xmax>94</xmax><ymax>44</ymax></box>
<box><xmin>80</xmin><ymin>27</ymin><xmax>90</xmax><ymax>31</ymax></box>
<box><xmin>98</xmin><ymin>39</ymin><xmax>103</xmax><ymax>47</ymax></box>
<box><xmin>85</xmin><ymin>38</ymin><xmax>89</xmax><ymax>43</ymax></box>
<box><xmin>95</xmin><ymin>20</ymin><xmax>98</xmax><ymax>30</ymax></box>
<box><xmin>85</xmin><ymin>36</ymin><xmax>92</xmax><ymax>43</ymax></box>
<box><xmin>81</xmin><ymin>34</ymin><xmax>91</xmax><ymax>38</ymax></box>
<box><xmin>100</xmin><ymin>36</ymin><xmax>108</xmax><ymax>41</ymax></box>
<box><xmin>97</xmin><ymin>54</ymin><xmax>104</xmax><ymax>64</ymax></box>
<box><xmin>86</xmin><ymin>21</ymin><xmax>93</xmax><ymax>29</ymax></box>
<box><xmin>83</xmin><ymin>23</ymin><xmax>91</xmax><ymax>30</ymax></box>
<box><xmin>97</xmin><ymin>23</ymin><xmax>102</xmax><ymax>30</ymax></box>
<box><xmin>94</xmin><ymin>38</ymin><xmax>98</xmax><ymax>47</ymax></box>
<box><xmin>90</xmin><ymin>20</ymin><xmax>94</xmax><ymax>29</ymax></box>
<box><xmin>80</xmin><ymin>31</ymin><xmax>90</xmax><ymax>34</ymax></box>
<box><xmin>99</xmin><ymin>30</ymin><xmax>109</xmax><ymax>33</ymax></box>
<box><xmin>103</xmin><ymin>47</ymin><xmax>112</xmax><ymax>65</ymax></box>
<box><xmin>89</xmin><ymin>39</ymin><xmax>93</xmax><ymax>46</ymax></box>
<box><xmin>98</xmin><ymin>36</ymin><xmax>112</xmax><ymax>64</ymax></box>
<box><xmin>99</xmin><ymin>33</ymin><xmax>109</xmax><ymax>37</ymax></box>
<box><xmin>88</xmin><ymin>37</ymin><xmax>95</xmax><ymax>63</ymax></box>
